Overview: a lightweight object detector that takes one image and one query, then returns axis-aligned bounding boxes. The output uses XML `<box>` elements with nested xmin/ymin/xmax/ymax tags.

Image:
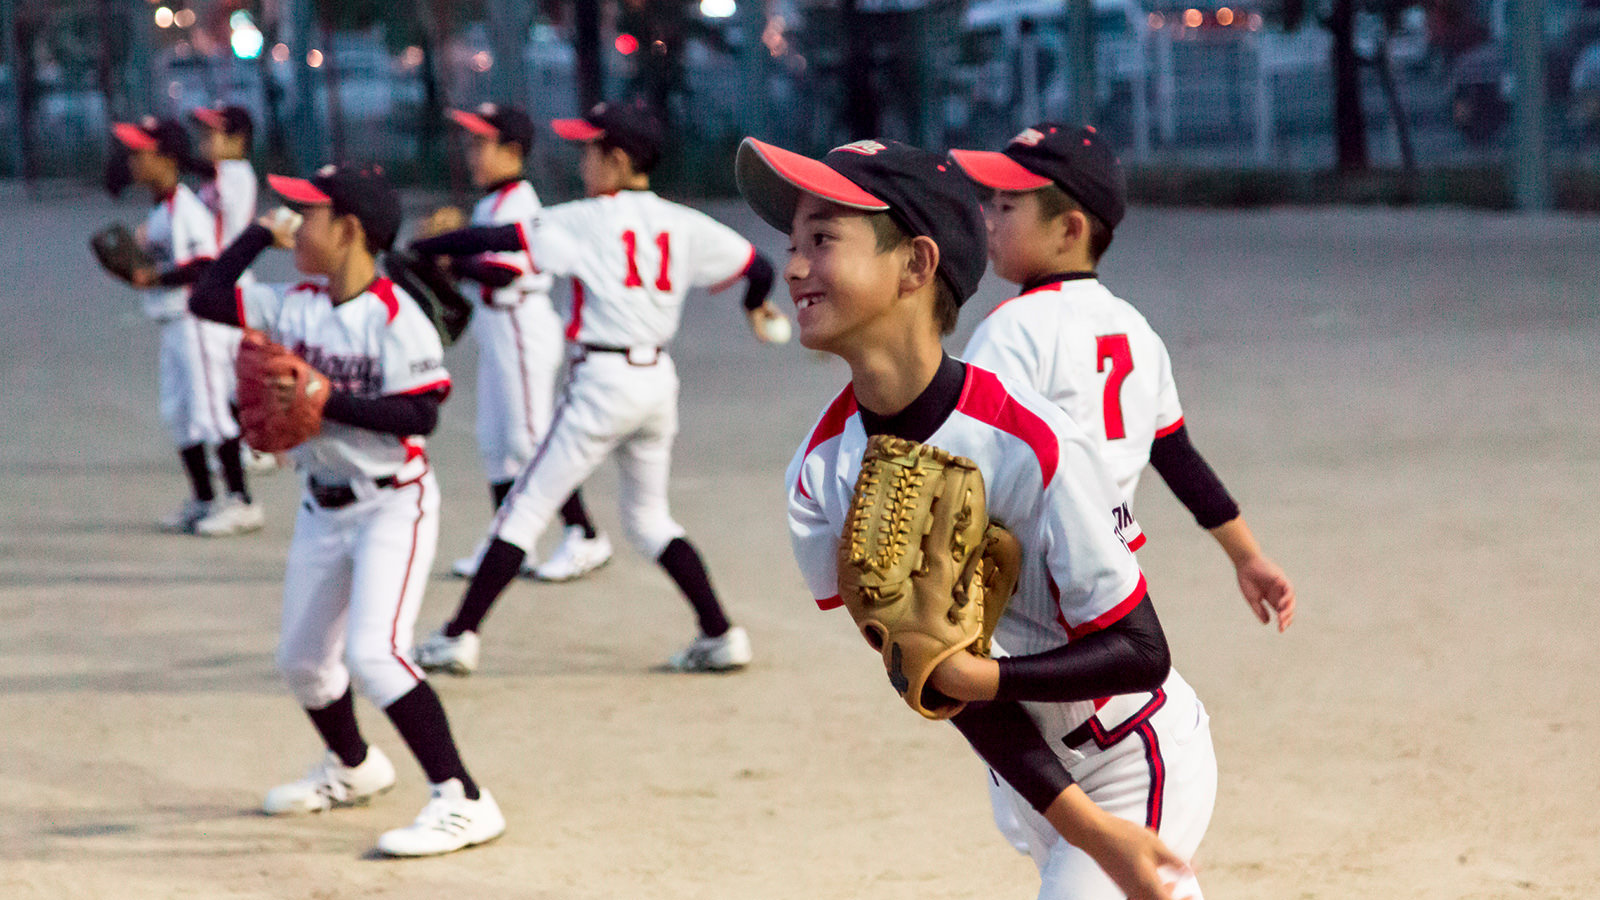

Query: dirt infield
<box><xmin>1</xmin><ymin>190</ymin><xmax>1595</xmax><ymax>899</ymax></box>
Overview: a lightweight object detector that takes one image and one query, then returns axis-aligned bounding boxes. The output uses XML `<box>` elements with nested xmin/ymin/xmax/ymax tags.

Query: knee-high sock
<box><xmin>560</xmin><ymin>490</ymin><xmax>597</xmax><ymax>539</ymax></box>
<box><xmin>384</xmin><ymin>683</ymin><xmax>479</xmax><ymax>798</ymax></box>
<box><xmin>218</xmin><ymin>437</ymin><xmax>250</xmax><ymax>502</ymax></box>
<box><xmin>179</xmin><ymin>443</ymin><xmax>216</xmax><ymax>503</ymax></box>
<box><xmin>657</xmin><ymin>538</ymin><xmax>730</xmax><ymax>638</ymax></box>
<box><xmin>445</xmin><ymin>538</ymin><xmax>524</xmax><ymax>637</ymax></box>
<box><xmin>306</xmin><ymin>688</ymin><xmax>367</xmax><ymax>768</ymax></box>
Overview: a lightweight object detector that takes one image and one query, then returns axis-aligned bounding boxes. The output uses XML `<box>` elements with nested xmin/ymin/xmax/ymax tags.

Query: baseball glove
<box><xmin>383</xmin><ymin>248</ymin><xmax>473</xmax><ymax>346</ymax></box>
<box><xmin>90</xmin><ymin>223</ymin><xmax>154</xmax><ymax>283</ymax></box>
<box><xmin>837</xmin><ymin>435</ymin><xmax>1023</xmax><ymax>720</ymax></box>
<box><xmin>235</xmin><ymin>331</ymin><xmax>330</xmax><ymax>452</ymax></box>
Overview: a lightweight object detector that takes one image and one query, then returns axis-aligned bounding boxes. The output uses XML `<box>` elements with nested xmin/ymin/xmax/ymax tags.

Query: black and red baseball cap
<box><xmin>949</xmin><ymin>123</ymin><xmax>1126</xmax><ymax>229</ymax></box>
<box><xmin>267</xmin><ymin>163</ymin><xmax>402</xmax><ymax>251</ymax></box>
<box><xmin>736</xmin><ymin>137</ymin><xmax>987</xmax><ymax>305</ymax></box>
<box><xmin>449</xmin><ymin>103</ymin><xmax>534</xmax><ymax>153</ymax></box>
<box><xmin>189</xmin><ymin>104</ymin><xmax>254</xmax><ymax>140</ymax></box>
<box><xmin>113</xmin><ymin>116</ymin><xmax>196</xmax><ymax>162</ymax></box>
<box><xmin>551</xmin><ymin>99</ymin><xmax>665</xmax><ymax>173</ymax></box>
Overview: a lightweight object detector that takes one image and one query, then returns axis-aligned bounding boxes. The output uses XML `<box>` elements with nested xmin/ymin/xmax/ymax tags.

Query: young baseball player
<box><xmin>411</xmin><ymin>100</ymin><xmax>781</xmax><ymax>675</ymax></box>
<box><xmin>107</xmin><ymin>117</ymin><xmax>261</xmax><ymax>536</ymax></box>
<box><xmin>187</xmin><ymin>165</ymin><xmax>503</xmax><ymax>857</ymax></box>
<box><xmin>435</xmin><ymin>103</ymin><xmax>600</xmax><ymax>579</ymax></box>
<box><xmin>738</xmin><ymin>136</ymin><xmax>1213</xmax><ymax>900</ymax></box>
<box><xmin>949</xmin><ymin>124</ymin><xmax>1295</xmax><ymax>632</ymax></box>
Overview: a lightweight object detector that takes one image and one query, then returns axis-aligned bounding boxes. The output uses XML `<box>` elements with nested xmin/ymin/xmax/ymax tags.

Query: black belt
<box><xmin>308</xmin><ymin>475</ymin><xmax>398</xmax><ymax>509</ymax></box>
<box><xmin>579</xmin><ymin>343</ymin><xmax>662</xmax><ymax>365</ymax></box>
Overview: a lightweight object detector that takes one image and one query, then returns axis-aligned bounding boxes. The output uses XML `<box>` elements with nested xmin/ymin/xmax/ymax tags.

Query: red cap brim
<box><xmin>551</xmin><ymin>118</ymin><xmax>605</xmax><ymax>142</ymax></box>
<box><xmin>189</xmin><ymin>107</ymin><xmax>228</xmax><ymax>131</ymax></box>
<box><xmin>448</xmin><ymin>109</ymin><xmax>500</xmax><ymax>138</ymax></box>
<box><xmin>267</xmin><ymin>174</ymin><xmax>333</xmax><ymax>206</ymax></box>
<box><xmin>947</xmin><ymin>149</ymin><xmax>1053</xmax><ymax>191</ymax></box>
<box><xmin>735</xmin><ymin>138</ymin><xmax>888</xmax><ymax>233</ymax></box>
<box><xmin>113</xmin><ymin>122</ymin><xmax>158</xmax><ymax>152</ymax></box>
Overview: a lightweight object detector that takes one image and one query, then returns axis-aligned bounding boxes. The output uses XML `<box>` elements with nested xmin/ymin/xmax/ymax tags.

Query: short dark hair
<box><xmin>1035</xmin><ymin>183</ymin><xmax>1114</xmax><ymax>262</ymax></box>
<box><xmin>869</xmin><ymin>212</ymin><xmax>960</xmax><ymax>336</ymax></box>
<box><xmin>599</xmin><ymin>137</ymin><xmax>659</xmax><ymax>175</ymax></box>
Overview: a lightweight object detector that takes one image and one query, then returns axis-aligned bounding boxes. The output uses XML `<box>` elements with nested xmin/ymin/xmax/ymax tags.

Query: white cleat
<box><xmin>375</xmin><ymin>779</ymin><xmax>505</xmax><ymax>857</ymax></box>
<box><xmin>263</xmin><ymin>746</ymin><xmax>396</xmax><ymax>816</ymax></box>
<box><xmin>415</xmin><ymin>627</ymin><xmax>480</xmax><ymax>676</ymax></box>
<box><xmin>450</xmin><ymin>539</ymin><xmax>538</xmax><ymax>579</ymax></box>
<box><xmin>532</xmin><ymin>527</ymin><xmax>613</xmax><ymax>582</ymax></box>
<box><xmin>666</xmin><ymin>625</ymin><xmax>752</xmax><ymax>673</ymax></box>
<box><xmin>159</xmin><ymin>498</ymin><xmax>212</xmax><ymax>534</ymax></box>
<box><xmin>243</xmin><ymin>447</ymin><xmax>281</xmax><ymax>475</ymax></box>
<box><xmin>193</xmin><ymin>493</ymin><xmax>265</xmax><ymax>537</ymax></box>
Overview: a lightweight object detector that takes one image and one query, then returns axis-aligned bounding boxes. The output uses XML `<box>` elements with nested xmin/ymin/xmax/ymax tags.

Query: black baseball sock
<box><xmin>445</xmin><ymin>538</ymin><xmax>525</xmax><ymax>637</ymax></box>
<box><xmin>490</xmin><ymin>479</ymin><xmax>514</xmax><ymax>510</ymax></box>
<box><xmin>560</xmin><ymin>491</ymin><xmax>597</xmax><ymax>539</ymax></box>
<box><xmin>384</xmin><ymin>683</ymin><xmax>479</xmax><ymax>799</ymax></box>
<box><xmin>218</xmin><ymin>437</ymin><xmax>250</xmax><ymax>502</ymax></box>
<box><xmin>305</xmin><ymin>688</ymin><xmax>368</xmax><ymax>769</ymax></box>
<box><xmin>657</xmin><ymin>538</ymin><xmax>730</xmax><ymax>638</ymax></box>
<box><xmin>179</xmin><ymin>443</ymin><xmax>216</xmax><ymax>503</ymax></box>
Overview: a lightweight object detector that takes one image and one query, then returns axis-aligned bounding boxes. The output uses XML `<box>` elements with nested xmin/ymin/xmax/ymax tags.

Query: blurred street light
<box><xmin>307</xmin><ymin>48</ymin><xmax>323</xmax><ymax>68</ymax></box>
<box><xmin>154</xmin><ymin>6</ymin><xmax>174</xmax><ymax>28</ymax></box>
<box><xmin>700</xmin><ymin>0</ymin><xmax>736</xmax><ymax>18</ymax></box>
<box><xmin>616</xmin><ymin>33</ymin><xmax>639</xmax><ymax>55</ymax></box>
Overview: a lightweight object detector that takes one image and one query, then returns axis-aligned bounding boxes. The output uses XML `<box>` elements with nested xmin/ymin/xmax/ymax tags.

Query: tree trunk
<box><xmin>320</xmin><ymin>22</ymin><xmax>346</xmax><ymax>162</ymax></box>
<box><xmin>574</xmin><ymin>0</ymin><xmax>602</xmax><ymax>111</ymax></box>
<box><xmin>1328</xmin><ymin>0</ymin><xmax>1369</xmax><ymax>172</ymax></box>
<box><xmin>1372</xmin><ymin>32</ymin><xmax>1415</xmax><ymax>173</ymax></box>
<box><xmin>841</xmin><ymin>0</ymin><xmax>879</xmax><ymax>138</ymax></box>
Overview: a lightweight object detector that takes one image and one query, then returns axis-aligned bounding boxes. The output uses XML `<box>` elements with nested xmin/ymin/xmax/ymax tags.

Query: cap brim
<box><xmin>551</xmin><ymin>118</ymin><xmax>605</xmax><ymax>142</ymax></box>
<box><xmin>448</xmin><ymin>109</ymin><xmax>500</xmax><ymax>138</ymax></box>
<box><xmin>735</xmin><ymin>138</ymin><xmax>889</xmax><ymax>234</ymax></box>
<box><xmin>267</xmin><ymin>174</ymin><xmax>333</xmax><ymax>205</ymax></box>
<box><xmin>113</xmin><ymin>123</ymin><xmax>158</xmax><ymax>152</ymax></box>
<box><xmin>189</xmin><ymin>107</ymin><xmax>228</xmax><ymax>131</ymax></box>
<box><xmin>947</xmin><ymin>149</ymin><xmax>1053</xmax><ymax>191</ymax></box>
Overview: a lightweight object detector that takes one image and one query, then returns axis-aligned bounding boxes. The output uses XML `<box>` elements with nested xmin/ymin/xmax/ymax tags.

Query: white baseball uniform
<box><xmin>964</xmin><ymin>276</ymin><xmax>1184</xmax><ymax>501</ymax></box>
<box><xmin>787</xmin><ymin>364</ymin><xmax>1215</xmax><ymax>900</ymax></box>
<box><xmin>233</xmin><ymin>275</ymin><xmax>451</xmax><ymax>709</ymax></box>
<box><xmin>464</xmin><ymin>180</ymin><xmax>564</xmax><ymax>483</ymax></box>
<box><xmin>201</xmin><ymin>158</ymin><xmax>259</xmax><ymax>247</ymax></box>
<box><xmin>138</xmin><ymin>183</ymin><xmax>239</xmax><ymax>447</ymax></box>
<box><xmin>488</xmin><ymin>189</ymin><xmax>755</xmax><ymax>559</ymax></box>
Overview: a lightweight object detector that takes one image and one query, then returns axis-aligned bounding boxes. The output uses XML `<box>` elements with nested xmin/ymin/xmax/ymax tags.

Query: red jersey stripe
<box><xmin>566</xmin><ymin>279</ymin><xmax>586</xmax><ymax>341</ymax></box>
<box><xmin>1065</xmin><ymin>573</ymin><xmax>1148</xmax><ymax>640</ymax></box>
<box><xmin>815</xmin><ymin>594</ymin><xmax>843</xmax><ymax>611</ymax></box>
<box><xmin>955</xmin><ymin>366</ymin><xmax>1059</xmax><ymax>486</ymax></box>
<box><xmin>1154</xmin><ymin>416</ymin><xmax>1185</xmax><ymax>439</ymax></box>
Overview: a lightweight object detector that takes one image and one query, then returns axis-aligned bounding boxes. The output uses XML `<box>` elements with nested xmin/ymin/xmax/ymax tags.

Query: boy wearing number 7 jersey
<box><xmin>950</xmin><ymin>124</ymin><xmax>1295</xmax><ymax>634</ymax></box>
<box><xmin>413</xmin><ymin>99</ymin><xmax>782</xmax><ymax>675</ymax></box>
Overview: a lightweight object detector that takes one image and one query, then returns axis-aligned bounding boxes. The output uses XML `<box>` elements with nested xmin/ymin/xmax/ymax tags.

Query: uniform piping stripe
<box><xmin>1154</xmin><ymin>417</ymin><xmax>1186</xmax><ymax>439</ymax></box>
<box><xmin>515</xmin><ymin>220</ymin><xmax>538</xmax><ymax>275</ymax></box>
<box><xmin>192</xmin><ymin>316</ymin><xmax>228</xmax><ymax>435</ymax></box>
<box><xmin>488</xmin><ymin>376</ymin><xmax>575</xmax><ymax>540</ymax></box>
<box><xmin>565</xmin><ymin>279</ymin><xmax>586</xmax><ymax>342</ymax></box>
<box><xmin>390</xmin><ymin>473</ymin><xmax>428</xmax><ymax>683</ymax></box>
<box><xmin>505</xmin><ymin>310</ymin><xmax>540</xmax><ymax>451</ymax></box>
<box><xmin>1136</xmin><ymin>720</ymin><xmax>1166</xmax><ymax>830</ymax></box>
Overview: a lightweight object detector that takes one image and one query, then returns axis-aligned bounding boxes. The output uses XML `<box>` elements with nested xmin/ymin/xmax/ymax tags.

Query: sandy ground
<box><xmin>1</xmin><ymin>186</ymin><xmax>1596</xmax><ymax>899</ymax></box>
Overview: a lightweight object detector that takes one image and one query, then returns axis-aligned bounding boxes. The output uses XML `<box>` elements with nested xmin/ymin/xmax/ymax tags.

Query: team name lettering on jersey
<box><xmin>294</xmin><ymin>344</ymin><xmax>382</xmax><ymax>395</ymax></box>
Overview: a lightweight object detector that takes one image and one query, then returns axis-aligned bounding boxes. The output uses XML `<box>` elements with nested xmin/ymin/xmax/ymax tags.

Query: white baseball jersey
<box><xmin>201</xmin><ymin>159</ymin><xmax>259</xmax><ymax>247</ymax></box>
<box><xmin>963</xmin><ymin>277</ymin><xmax>1183</xmax><ymax>500</ymax></box>
<box><xmin>233</xmin><ymin>277</ymin><xmax>450</xmax><ymax>484</ymax></box>
<box><xmin>139</xmin><ymin>183</ymin><xmax>218</xmax><ymax>321</ymax></box>
<box><xmin>471</xmin><ymin>179</ymin><xmax>555</xmax><ymax>305</ymax></box>
<box><xmin>519</xmin><ymin>189</ymin><xmax>755</xmax><ymax>347</ymax></box>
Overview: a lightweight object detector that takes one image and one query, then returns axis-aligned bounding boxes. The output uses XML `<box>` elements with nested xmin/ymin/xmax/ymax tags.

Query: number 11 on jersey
<box><xmin>622</xmin><ymin>230</ymin><xmax>672</xmax><ymax>291</ymax></box>
<box><xmin>1097</xmin><ymin>333</ymin><xmax>1133</xmax><ymax>440</ymax></box>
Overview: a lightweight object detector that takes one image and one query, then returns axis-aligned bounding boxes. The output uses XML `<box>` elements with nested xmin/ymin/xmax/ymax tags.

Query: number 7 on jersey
<box><xmin>1096</xmin><ymin>333</ymin><xmax>1133</xmax><ymax>440</ymax></box>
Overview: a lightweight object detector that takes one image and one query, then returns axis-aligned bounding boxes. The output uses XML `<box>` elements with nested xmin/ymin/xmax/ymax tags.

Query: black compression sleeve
<box><xmin>321</xmin><ymin>391</ymin><xmax>443</xmax><ymax>437</ymax></box>
<box><xmin>453</xmin><ymin>257</ymin><xmax>520</xmax><ymax>288</ymax></box>
<box><xmin>411</xmin><ymin>224</ymin><xmax>523</xmax><ymax>257</ymax></box>
<box><xmin>1149</xmin><ymin>424</ymin><xmax>1241</xmax><ymax>529</ymax></box>
<box><xmin>993</xmin><ymin>596</ymin><xmax>1171</xmax><ymax>703</ymax></box>
<box><xmin>741</xmin><ymin>251</ymin><xmax>775</xmax><ymax>312</ymax></box>
<box><xmin>155</xmin><ymin>258</ymin><xmax>212</xmax><ymax>287</ymax></box>
<box><xmin>951</xmin><ymin>701</ymin><xmax>1076</xmax><ymax>814</ymax></box>
<box><xmin>190</xmin><ymin>224</ymin><xmax>272</xmax><ymax>326</ymax></box>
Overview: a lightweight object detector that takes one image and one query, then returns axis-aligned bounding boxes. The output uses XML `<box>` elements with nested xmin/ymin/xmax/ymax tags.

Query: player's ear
<box><xmin>900</xmin><ymin>235</ymin><xmax>940</xmax><ymax>297</ymax></box>
<box><xmin>1059</xmin><ymin>209</ymin><xmax>1088</xmax><ymax>254</ymax></box>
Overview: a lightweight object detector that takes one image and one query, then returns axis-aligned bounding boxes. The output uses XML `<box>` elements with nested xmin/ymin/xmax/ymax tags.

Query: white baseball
<box><xmin>271</xmin><ymin>206</ymin><xmax>304</xmax><ymax>233</ymax></box>
<box><xmin>760</xmin><ymin>314</ymin><xmax>792</xmax><ymax>345</ymax></box>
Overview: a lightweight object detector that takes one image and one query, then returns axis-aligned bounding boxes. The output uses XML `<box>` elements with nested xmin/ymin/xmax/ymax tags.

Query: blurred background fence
<box><xmin>4</xmin><ymin>0</ymin><xmax>1598</xmax><ymax>206</ymax></box>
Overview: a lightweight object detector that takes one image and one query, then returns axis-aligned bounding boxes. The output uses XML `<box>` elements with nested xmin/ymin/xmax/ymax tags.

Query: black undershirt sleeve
<box><xmin>452</xmin><ymin>257</ymin><xmax>520</xmax><ymax>289</ymax></box>
<box><xmin>1148</xmin><ymin>424</ymin><xmax>1241</xmax><ymax>530</ymax></box>
<box><xmin>322</xmin><ymin>391</ymin><xmax>443</xmax><ymax>437</ymax></box>
<box><xmin>410</xmin><ymin>224</ymin><xmax>523</xmax><ymax>258</ymax></box>
<box><xmin>155</xmin><ymin>258</ymin><xmax>212</xmax><ymax>287</ymax></box>
<box><xmin>951</xmin><ymin>701</ymin><xmax>1076</xmax><ymax>813</ymax></box>
<box><xmin>993</xmin><ymin>596</ymin><xmax>1171</xmax><ymax>703</ymax></box>
<box><xmin>190</xmin><ymin>223</ymin><xmax>273</xmax><ymax>326</ymax></box>
<box><xmin>741</xmin><ymin>251</ymin><xmax>775</xmax><ymax>312</ymax></box>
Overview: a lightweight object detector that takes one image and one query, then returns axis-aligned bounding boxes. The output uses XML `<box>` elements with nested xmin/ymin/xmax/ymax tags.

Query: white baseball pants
<box><xmin>157</xmin><ymin>315</ymin><xmax>241</xmax><ymax>447</ymax></box>
<box><xmin>276</xmin><ymin>470</ymin><xmax>438</xmax><ymax>710</ymax></box>
<box><xmin>490</xmin><ymin>350</ymin><xmax>686</xmax><ymax>559</ymax></box>
<box><xmin>470</xmin><ymin>296</ymin><xmax>564</xmax><ymax>483</ymax></box>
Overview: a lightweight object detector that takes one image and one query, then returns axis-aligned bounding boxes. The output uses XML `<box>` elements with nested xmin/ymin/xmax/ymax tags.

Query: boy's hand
<box><xmin>1236</xmin><ymin>554</ymin><xmax>1295</xmax><ymax>632</ymax></box>
<box><xmin>927</xmin><ymin>651</ymin><xmax>999</xmax><ymax>701</ymax></box>
<box><xmin>1047</xmin><ymin>790</ymin><xmax>1192</xmax><ymax>900</ymax></box>
<box><xmin>747</xmin><ymin>302</ymin><xmax>791</xmax><ymax>343</ymax></box>
<box><xmin>130</xmin><ymin>267</ymin><xmax>157</xmax><ymax>288</ymax></box>
<box><xmin>258</xmin><ymin>207</ymin><xmax>302</xmax><ymax>248</ymax></box>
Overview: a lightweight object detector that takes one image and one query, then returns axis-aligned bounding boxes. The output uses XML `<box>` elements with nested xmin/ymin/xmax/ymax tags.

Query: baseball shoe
<box><xmin>449</xmin><ymin>539</ymin><xmax>539</xmax><ymax>579</ymax></box>
<box><xmin>375</xmin><ymin>779</ymin><xmax>505</xmax><ymax>857</ymax></box>
<box><xmin>243</xmin><ymin>447</ymin><xmax>281</xmax><ymax>475</ymax></box>
<box><xmin>262</xmin><ymin>746</ymin><xmax>396</xmax><ymax>816</ymax></box>
<box><xmin>159</xmin><ymin>498</ymin><xmax>212</xmax><ymax>534</ymax></box>
<box><xmin>666</xmin><ymin>625</ymin><xmax>752</xmax><ymax>673</ymax></box>
<box><xmin>532</xmin><ymin>527</ymin><xmax>613</xmax><ymax>582</ymax></box>
<box><xmin>415</xmin><ymin>627</ymin><xmax>480</xmax><ymax>676</ymax></box>
<box><xmin>193</xmin><ymin>493</ymin><xmax>265</xmax><ymax>537</ymax></box>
